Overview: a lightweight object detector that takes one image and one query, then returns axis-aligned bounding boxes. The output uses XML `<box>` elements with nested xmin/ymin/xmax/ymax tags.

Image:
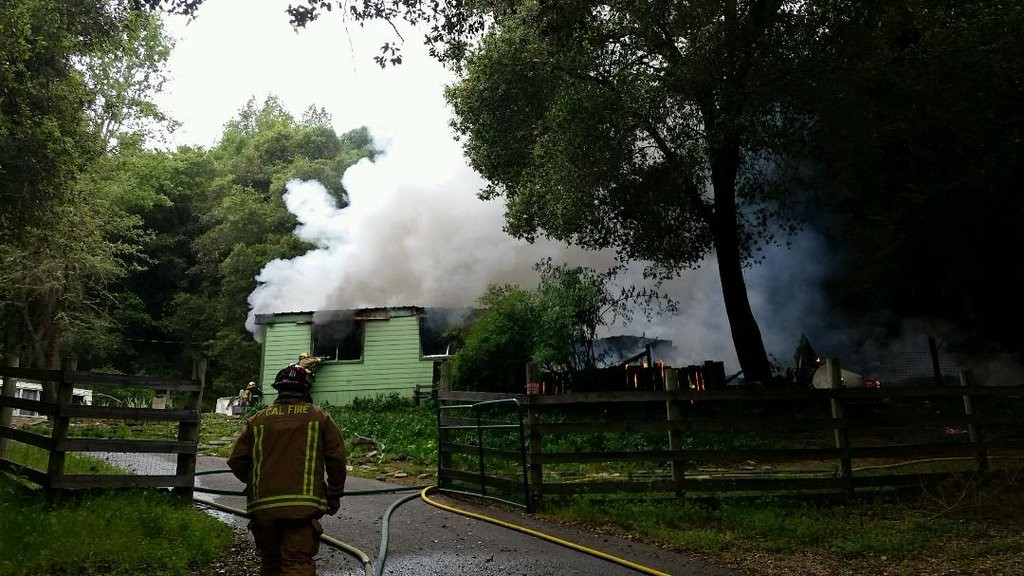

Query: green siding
<box><xmin>259</xmin><ymin>312</ymin><xmax>435</xmax><ymax>406</ymax></box>
<box><xmin>259</xmin><ymin>317</ymin><xmax>313</xmax><ymax>401</ymax></box>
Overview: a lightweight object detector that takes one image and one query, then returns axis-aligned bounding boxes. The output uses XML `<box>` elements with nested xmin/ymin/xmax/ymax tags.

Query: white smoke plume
<box><xmin>235</xmin><ymin>17</ymin><xmax>836</xmax><ymax>374</ymax></box>
<box><xmin>157</xmin><ymin>3</ymin><xmax>942</xmax><ymax>377</ymax></box>
<box><xmin>245</xmin><ymin>135</ymin><xmax>606</xmax><ymax>333</ymax></box>
<box><xmin>245</xmin><ymin>117</ymin><xmax>835</xmax><ymax>374</ymax></box>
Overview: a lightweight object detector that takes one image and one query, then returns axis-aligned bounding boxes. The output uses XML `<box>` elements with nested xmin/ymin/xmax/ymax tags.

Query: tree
<box><xmin>321</xmin><ymin>1</ymin><xmax>799</xmax><ymax>384</ymax></box>
<box><xmin>451</xmin><ymin>285</ymin><xmax>536</xmax><ymax>392</ymax></box>
<box><xmin>153</xmin><ymin>0</ymin><xmax>1024</xmax><ymax>370</ymax></box>
<box><xmin>452</xmin><ymin>263</ymin><xmax>671</xmax><ymax>391</ymax></box>
<box><xmin>808</xmin><ymin>2</ymin><xmax>1024</xmax><ymax>357</ymax></box>
<box><xmin>147</xmin><ymin>5</ymin><xmax>807</xmax><ymax>387</ymax></box>
<box><xmin>0</xmin><ymin>0</ymin><xmax>117</xmax><ymax>234</ymax></box>
<box><xmin>158</xmin><ymin>98</ymin><xmax>376</xmax><ymax>397</ymax></box>
<box><xmin>0</xmin><ymin>185</ymin><xmax>146</xmax><ymax>371</ymax></box>
<box><xmin>80</xmin><ymin>8</ymin><xmax>179</xmax><ymax>151</ymax></box>
<box><xmin>533</xmin><ymin>261</ymin><xmax>672</xmax><ymax>372</ymax></box>
<box><xmin>0</xmin><ymin>0</ymin><xmax>152</xmax><ymax>371</ymax></box>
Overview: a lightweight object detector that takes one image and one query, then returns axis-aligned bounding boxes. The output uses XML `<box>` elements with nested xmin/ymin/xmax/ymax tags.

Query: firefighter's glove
<box><xmin>327</xmin><ymin>497</ymin><xmax>341</xmax><ymax>515</ymax></box>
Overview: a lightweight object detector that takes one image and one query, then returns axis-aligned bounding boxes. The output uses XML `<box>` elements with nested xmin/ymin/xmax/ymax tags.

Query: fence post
<box><xmin>959</xmin><ymin>369</ymin><xmax>989</xmax><ymax>472</ymax></box>
<box><xmin>47</xmin><ymin>374</ymin><xmax>73</xmax><ymax>490</ymax></box>
<box><xmin>928</xmin><ymin>336</ymin><xmax>944</xmax><ymax>387</ymax></box>
<box><xmin>526</xmin><ymin>394</ymin><xmax>542</xmax><ymax>509</ymax></box>
<box><xmin>437</xmin><ymin>405</ymin><xmax>452</xmax><ymax>485</ymax></box>
<box><xmin>476</xmin><ymin>409</ymin><xmax>486</xmax><ymax>497</ymax></box>
<box><xmin>827</xmin><ymin>358</ymin><xmax>853</xmax><ymax>492</ymax></box>
<box><xmin>438</xmin><ymin>362</ymin><xmax>451</xmax><ymax>393</ymax></box>
<box><xmin>526</xmin><ymin>363</ymin><xmax>541</xmax><ymax>395</ymax></box>
<box><xmin>665</xmin><ymin>368</ymin><xmax>685</xmax><ymax>496</ymax></box>
<box><xmin>175</xmin><ymin>356</ymin><xmax>207</xmax><ymax>499</ymax></box>
<box><xmin>0</xmin><ymin>355</ymin><xmax>19</xmax><ymax>460</ymax></box>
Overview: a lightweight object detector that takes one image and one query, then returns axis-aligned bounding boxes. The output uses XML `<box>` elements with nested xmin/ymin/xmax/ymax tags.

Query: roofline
<box><xmin>254</xmin><ymin>306</ymin><xmax>426</xmax><ymax>325</ymax></box>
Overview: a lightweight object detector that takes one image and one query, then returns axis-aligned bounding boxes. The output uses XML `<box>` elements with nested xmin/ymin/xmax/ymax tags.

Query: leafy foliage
<box><xmin>451</xmin><ymin>264</ymin><xmax>672</xmax><ymax>391</ymax></box>
<box><xmin>808</xmin><ymin>2</ymin><xmax>1024</xmax><ymax>355</ymax></box>
<box><xmin>81</xmin><ymin>9</ymin><xmax>178</xmax><ymax>151</ymax></box>
<box><xmin>451</xmin><ymin>284</ymin><xmax>537</xmax><ymax>392</ymax></box>
<box><xmin>0</xmin><ymin>0</ymin><xmax>116</xmax><ymax>233</ymax></box>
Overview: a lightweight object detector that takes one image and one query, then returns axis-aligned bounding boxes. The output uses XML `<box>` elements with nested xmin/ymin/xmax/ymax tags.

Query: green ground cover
<box><xmin>0</xmin><ymin>474</ymin><xmax>233</xmax><ymax>576</ymax></box>
<box><xmin>5</xmin><ymin>441</ymin><xmax>125</xmax><ymax>474</ymax></box>
<box><xmin>541</xmin><ymin>471</ymin><xmax>1024</xmax><ymax>575</ymax></box>
<box><xmin>9</xmin><ymin>396</ymin><xmax>1021</xmax><ymax>574</ymax></box>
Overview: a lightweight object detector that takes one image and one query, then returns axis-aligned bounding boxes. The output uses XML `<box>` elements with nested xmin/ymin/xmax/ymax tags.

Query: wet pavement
<box><xmin>194</xmin><ymin>456</ymin><xmax>741</xmax><ymax>576</ymax></box>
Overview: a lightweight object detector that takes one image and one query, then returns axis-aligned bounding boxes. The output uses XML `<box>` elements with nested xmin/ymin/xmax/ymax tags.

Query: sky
<box><xmin>156</xmin><ymin>0</ymin><xmax>839</xmax><ymax>373</ymax></box>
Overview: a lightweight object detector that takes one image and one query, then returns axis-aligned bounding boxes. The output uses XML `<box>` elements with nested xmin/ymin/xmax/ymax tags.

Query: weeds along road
<box><xmin>193</xmin><ymin>456</ymin><xmax>739</xmax><ymax>576</ymax></box>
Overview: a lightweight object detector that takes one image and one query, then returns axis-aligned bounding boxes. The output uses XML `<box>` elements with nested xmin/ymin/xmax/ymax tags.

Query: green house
<box><xmin>255</xmin><ymin>306</ymin><xmax>447</xmax><ymax>405</ymax></box>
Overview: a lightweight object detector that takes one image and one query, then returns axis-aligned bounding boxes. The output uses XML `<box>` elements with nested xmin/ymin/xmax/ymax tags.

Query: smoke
<box><xmin>246</xmin><ymin>124</ymin><xmax>837</xmax><ymax>374</ymax></box>
<box><xmin>245</xmin><ymin>128</ymin><xmax>611</xmax><ymax>337</ymax></box>
<box><xmin>159</xmin><ymin>3</ymin><xmax>1004</xmax><ymax>379</ymax></box>
<box><xmin>612</xmin><ymin>230</ymin><xmax>837</xmax><ymax>371</ymax></box>
<box><xmin>238</xmin><ymin>20</ymin><xmax>839</xmax><ymax>374</ymax></box>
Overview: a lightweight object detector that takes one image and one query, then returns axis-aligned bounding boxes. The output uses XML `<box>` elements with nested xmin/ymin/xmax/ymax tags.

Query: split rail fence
<box><xmin>437</xmin><ymin>361</ymin><xmax>1024</xmax><ymax>510</ymax></box>
<box><xmin>0</xmin><ymin>361</ymin><xmax>206</xmax><ymax>498</ymax></box>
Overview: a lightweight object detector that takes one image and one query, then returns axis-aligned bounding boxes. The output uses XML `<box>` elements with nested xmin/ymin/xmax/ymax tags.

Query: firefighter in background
<box><xmin>237</xmin><ymin>381</ymin><xmax>263</xmax><ymax>407</ymax></box>
<box><xmin>297</xmin><ymin>351</ymin><xmax>323</xmax><ymax>373</ymax></box>
<box><xmin>227</xmin><ymin>365</ymin><xmax>347</xmax><ymax>576</ymax></box>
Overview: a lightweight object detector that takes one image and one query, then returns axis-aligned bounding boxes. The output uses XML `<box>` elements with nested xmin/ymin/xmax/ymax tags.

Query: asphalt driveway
<box><xmin>195</xmin><ymin>456</ymin><xmax>740</xmax><ymax>576</ymax></box>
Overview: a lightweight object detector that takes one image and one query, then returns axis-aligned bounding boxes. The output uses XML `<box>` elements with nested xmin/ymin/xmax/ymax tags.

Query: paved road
<box><xmin>194</xmin><ymin>457</ymin><xmax>741</xmax><ymax>576</ymax></box>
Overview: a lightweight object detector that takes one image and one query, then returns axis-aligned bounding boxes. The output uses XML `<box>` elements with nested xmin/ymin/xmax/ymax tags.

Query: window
<box><xmin>312</xmin><ymin>312</ymin><xmax>364</xmax><ymax>361</ymax></box>
<box><xmin>420</xmin><ymin>307</ymin><xmax>476</xmax><ymax>356</ymax></box>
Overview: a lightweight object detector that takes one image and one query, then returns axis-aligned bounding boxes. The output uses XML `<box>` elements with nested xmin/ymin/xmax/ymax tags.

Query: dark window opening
<box><xmin>419</xmin><ymin>307</ymin><xmax>476</xmax><ymax>356</ymax></box>
<box><xmin>312</xmin><ymin>313</ymin><xmax>364</xmax><ymax>361</ymax></box>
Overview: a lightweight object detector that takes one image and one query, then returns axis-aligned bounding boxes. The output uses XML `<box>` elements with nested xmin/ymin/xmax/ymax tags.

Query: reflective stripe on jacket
<box><xmin>227</xmin><ymin>399</ymin><xmax>346</xmax><ymax>521</ymax></box>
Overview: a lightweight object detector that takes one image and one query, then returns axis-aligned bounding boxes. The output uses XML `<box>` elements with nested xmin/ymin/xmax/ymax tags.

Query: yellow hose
<box><xmin>195</xmin><ymin>488</ymin><xmax>675</xmax><ymax>575</ymax></box>
<box><xmin>419</xmin><ymin>486</ymin><xmax>672</xmax><ymax>576</ymax></box>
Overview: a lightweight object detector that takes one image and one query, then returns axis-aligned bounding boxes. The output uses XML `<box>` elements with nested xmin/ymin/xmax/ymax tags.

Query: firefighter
<box><xmin>247</xmin><ymin>380</ymin><xmax>264</xmax><ymax>405</ymax></box>
<box><xmin>237</xmin><ymin>381</ymin><xmax>262</xmax><ymax>406</ymax></box>
<box><xmin>227</xmin><ymin>364</ymin><xmax>347</xmax><ymax>576</ymax></box>
<box><xmin>296</xmin><ymin>351</ymin><xmax>323</xmax><ymax>373</ymax></box>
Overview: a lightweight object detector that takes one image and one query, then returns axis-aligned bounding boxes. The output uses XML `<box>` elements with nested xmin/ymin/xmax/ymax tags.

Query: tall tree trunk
<box><xmin>23</xmin><ymin>292</ymin><xmax>63</xmax><ymax>406</ymax></box>
<box><xmin>709</xmin><ymin>138</ymin><xmax>774</xmax><ymax>384</ymax></box>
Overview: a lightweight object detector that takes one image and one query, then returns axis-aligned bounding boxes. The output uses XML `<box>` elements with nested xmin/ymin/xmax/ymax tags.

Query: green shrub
<box><xmin>327</xmin><ymin>401</ymin><xmax>436</xmax><ymax>462</ymax></box>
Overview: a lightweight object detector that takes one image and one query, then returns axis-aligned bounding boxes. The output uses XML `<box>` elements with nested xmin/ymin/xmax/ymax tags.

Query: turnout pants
<box><xmin>249</xmin><ymin>518</ymin><xmax>323</xmax><ymax>576</ymax></box>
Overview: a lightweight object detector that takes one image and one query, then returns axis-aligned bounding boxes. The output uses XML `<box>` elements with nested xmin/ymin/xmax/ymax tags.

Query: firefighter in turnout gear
<box><xmin>296</xmin><ymin>351</ymin><xmax>323</xmax><ymax>373</ymax></box>
<box><xmin>228</xmin><ymin>364</ymin><xmax>347</xmax><ymax>576</ymax></box>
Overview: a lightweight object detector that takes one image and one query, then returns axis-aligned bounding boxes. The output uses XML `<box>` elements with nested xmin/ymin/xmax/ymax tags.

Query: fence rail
<box><xmin>0</xmin><ymin>361</ymin><xmax>206</xmax><ymax>498</ymax></box>
<box><xmin>438</xmin><ymin>364</ymin><xmax>1024</xmax><ymax>507</ymax></box>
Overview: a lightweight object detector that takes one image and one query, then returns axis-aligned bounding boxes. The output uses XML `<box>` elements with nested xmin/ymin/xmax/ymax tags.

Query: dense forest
<box><xmin>0</xmin><ymin>3</ymin><xmax>375</xmax><ymax>399</ymax></box>
<box><xmin>2</xmin><ymin>1</ymin><xmax>1022</xmax><ymax>400</ymax></box>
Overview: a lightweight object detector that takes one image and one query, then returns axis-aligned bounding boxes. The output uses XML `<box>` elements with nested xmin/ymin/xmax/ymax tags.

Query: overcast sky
<box><xmin>154</xmin><ymin>0</ymin><xmax>839</xmax><ymax>371</ymax></box>
<box><xmin>157</xmin><ymin>0</ymin><xmax>449</xmax><ymax>149</ymax></box>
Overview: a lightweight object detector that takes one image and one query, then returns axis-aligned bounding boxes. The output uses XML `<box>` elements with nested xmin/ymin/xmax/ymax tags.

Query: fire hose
<box><xmin>193</xmin><ymin>470</ymin><xmax>670</xmax><ymax>576</ymax></box>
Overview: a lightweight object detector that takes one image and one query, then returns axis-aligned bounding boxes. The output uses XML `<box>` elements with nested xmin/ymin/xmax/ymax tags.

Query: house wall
<box><xmin>259</xmin><ymin>312</ymin><xmax>435</xmax><ymax>406</ymax></box>
<box><xmin>259</xmin><ymin>313</ymin><xmax>314</xmax><ymax>391</ymax></box>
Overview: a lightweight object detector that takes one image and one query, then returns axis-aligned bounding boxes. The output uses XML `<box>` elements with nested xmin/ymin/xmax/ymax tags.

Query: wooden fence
<box><xmin>437</xmin><ymin>364</ymin><xmax>1024</xmax><ymax>510</ymax></box>
<box><xmin>0</xmin><ymin>361</ymin><xmax>206</xmax><ymax>498</ymax></box>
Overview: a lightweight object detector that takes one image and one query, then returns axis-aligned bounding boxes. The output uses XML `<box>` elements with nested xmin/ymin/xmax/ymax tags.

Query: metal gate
<box><xmin>436</xmin><ymin>398</ymin><xmax>531</xmax><ymax>510</ymax></box>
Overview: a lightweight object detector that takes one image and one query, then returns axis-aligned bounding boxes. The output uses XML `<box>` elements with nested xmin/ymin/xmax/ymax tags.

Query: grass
<box><xmin>5</xmin><ymin>441</ymin><xmax>126</xmax><ymax>474</ymax></box>
<box><xmin>11</xmin><ymin>396</ymin><xmax>1023</xmax><ymax>574</ymax></box>
<box><xmin>193</xmin><ymin>395</ymin><xmax>439</xmax><ymax>481</ymax></box>
<box><xmin>539</xmin><ymin>470</ymin><xmax>1024</xmax><ymax>575</ymax></box>
<box><xmin>0</xmin><ymin>474</ymin><xmax>234</xmax><ymax>576</ymax></box>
